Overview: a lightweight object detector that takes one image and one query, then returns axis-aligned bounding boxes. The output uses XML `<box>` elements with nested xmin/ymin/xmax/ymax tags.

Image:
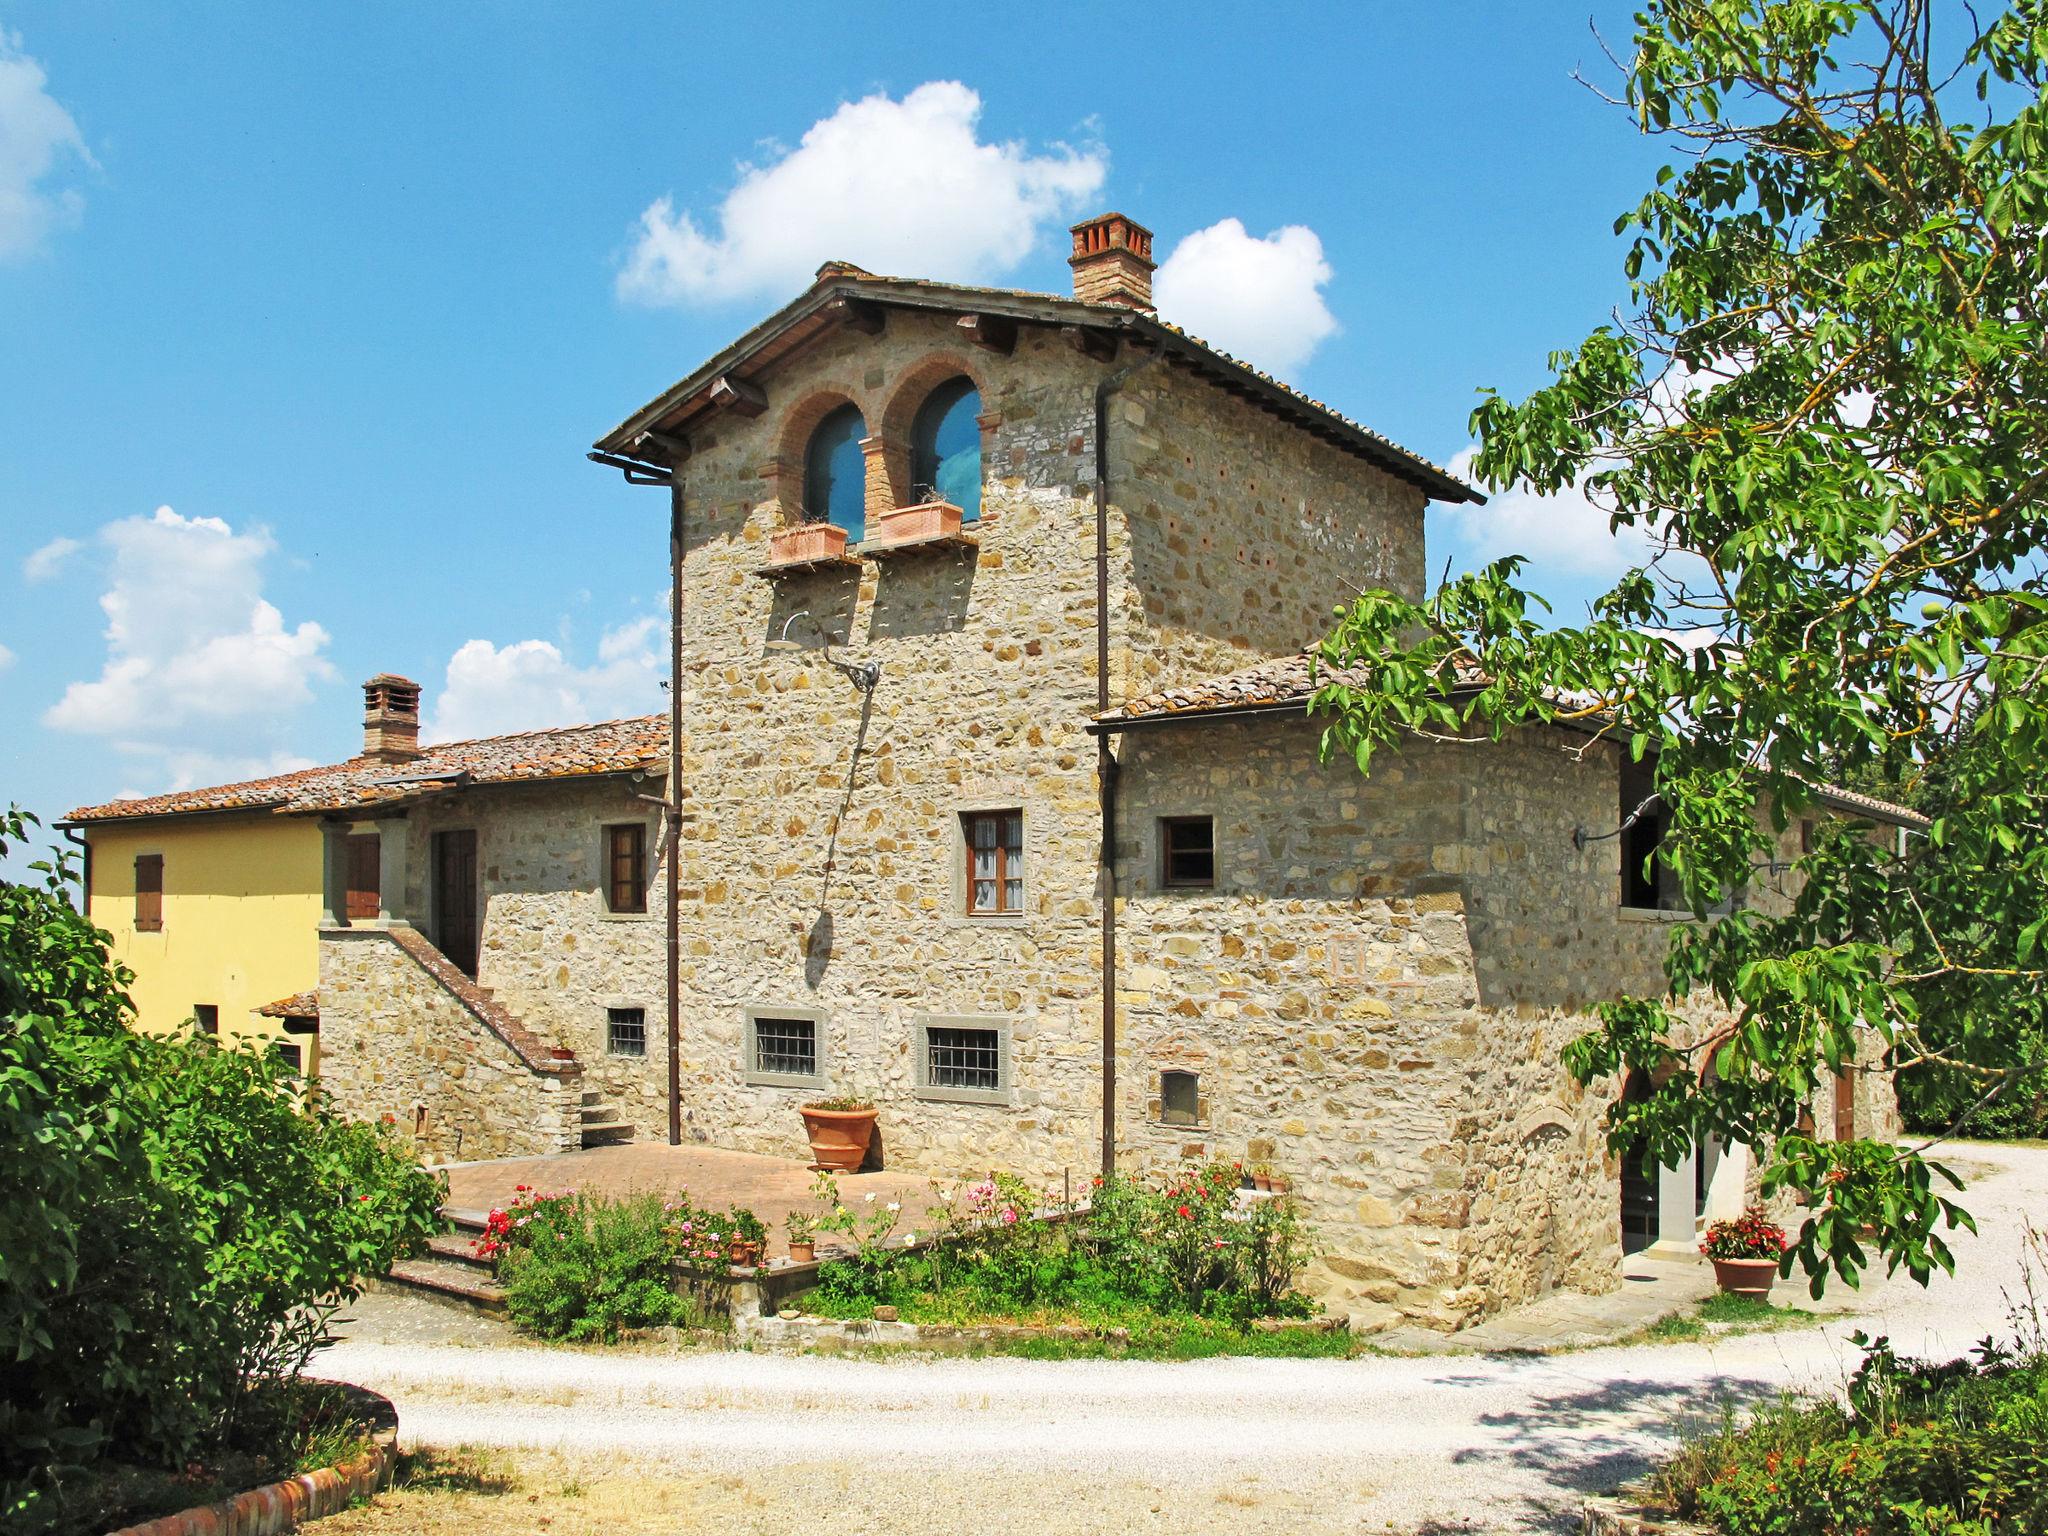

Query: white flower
<box><xmin>886</xmin><ymin>1201</ymin><xmax>901</xmax><ymax>1212</ymax></box>
<box><xmin>864</xmin><ymin>1192</ymin><xmax>877</xmax><ymax>1203</ymax></box>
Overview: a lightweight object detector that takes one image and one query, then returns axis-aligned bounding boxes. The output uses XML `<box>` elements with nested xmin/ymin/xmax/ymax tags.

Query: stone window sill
<box><xmin>1618</xmin><ymin>906</ymin><xmax>1699</xmax><ymax>925</ymax></box>
<box><xmin>598</xmin><ymin>910</ymin><xmax>657</xmax><ymax>923</ymax></box>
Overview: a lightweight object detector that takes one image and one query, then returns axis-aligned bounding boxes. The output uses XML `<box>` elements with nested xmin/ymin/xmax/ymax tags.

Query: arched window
<box><xmin>910</xmin><ymin>376</ymin><xmax>983</xmax><ymax>522</ymax></box>
<box><xmin>804</xmin><ymin>403</ymin><xmax>868</xmax><ymax>535</ymax></box>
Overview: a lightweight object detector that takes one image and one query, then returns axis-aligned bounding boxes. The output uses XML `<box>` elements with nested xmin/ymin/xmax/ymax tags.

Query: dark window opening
<box><xmin>607</xmin><ymin>1006</ymin><xmax>647</xmax><ymax>1058</ymax></box>
<box><xmin>753</xmin><ymin>1016</ymin><xmax>817</xmax><ymax>1080</ymax></box>
<box><xmin>926</xmin><ymin>1026</ymin><xmax>1001</xmax><ymax>1093</ymax></box>
<box><xmin>1161</xmin><ymin>816</ymin><xmax>1216</xmax><ymax>888</ymax></box>
<box><xmin>804</xmin><ymin>403</ymin><xmax>869</xmax><ymax>535</ymax></box>
<box><xmin>909</xmin><ymin>375</ymin><xmax>983</xmax><ymax>522</ymax></box>
<box><xmin>134</xmin><ymin>853</ymin><xmax>163</xmax><ymax>932</ymax></box>
<box><xmin>605</xmin><ymin>823</ymin><xmax>648</xmax><ymax>914</ymax></box>
<box><xmin>1161</xmin><ymin>1069</ymin><xmax>1200</xmax><ymax>1125</ymax></box>
<box><xmin>272</xmin><ymin>1041</ymin><xmax>303</xmax><ymax>1074</ymax></box>
<box><xmin>964</xmin><ymin>810</ymin><xmax>1024</xmax><ymax>915</ymax></box>
<box><xmin>1619</xmin><ymin>758</ymin><xmax>1680</xmax><ymax>910</ymax></box>
<box><xmin>193</xmin><ymin>1004</ymin><xmax>218</xmax><ymax>1036</ymax></box>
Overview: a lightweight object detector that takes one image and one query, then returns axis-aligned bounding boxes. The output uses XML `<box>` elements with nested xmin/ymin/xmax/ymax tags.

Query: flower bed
<box><xmin>1637</xmin><ymin>1333</ymin><xmax>2048</xmax><ymax>1534</ymax></box>
<box><xmin>799</xmin><ymin>1162</ymin><xmax>1322</xmax><ymax>1345</ymax></box>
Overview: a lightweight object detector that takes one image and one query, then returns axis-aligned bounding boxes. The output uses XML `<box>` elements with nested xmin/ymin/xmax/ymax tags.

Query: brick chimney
<box><xmin>1069</xmin><ymin>212</ymin><xmax>1155</xmax><ymax>312</ymax></box>
<box><xmin>362</xmin><ymin>674</ymin><xmax>422</xmax><ymax>763</ymax></box>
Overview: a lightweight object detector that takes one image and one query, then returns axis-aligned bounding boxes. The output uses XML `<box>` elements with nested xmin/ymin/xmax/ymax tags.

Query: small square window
<box><xmin>1160</xmin><ymin>816</ymin><xmax>1216</xmax><ymax>888</ymax></box>
<box><xmin>963</xmin><ymin>810</ymin><xmax>1024</xmax><ymax>915</ymax></box>
<box><xmin>272</xmin><ymin>1041</ymin><xmax>303</xmax><ymax>1074</ymax></box>
<box><xmin>914</xmin><ymin>1015</ymin><xmax>1011</xmax><ymax>1105</ymax></box>
<box><xmin>604</xmin><ymin>823</ymin><xmax>649</xmax><ymax>913</ymax></box>
<box><xmin>1160</xmin><ymin>1069</ymin><xmax>1200</xmax><ymax>1126</ymax></box>
<box><xmin>743</xmin><ymin>1007</ymin><xmax>828</xmax><ymax>1089</ymax></box>
<box><xmin>193</xmin><ymin>1004</ymin><xmax>218</xmax><ymax>1036</ymax></box>
<box><xmin>607</xmin><ymin>1006</ymin><xmax>647</xmax><ymax>1058</ymax></box>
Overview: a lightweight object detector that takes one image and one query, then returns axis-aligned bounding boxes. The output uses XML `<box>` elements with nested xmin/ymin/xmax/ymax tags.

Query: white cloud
<box><xmin>1430</xmin><ymin>444</ymin><xmax>1661</xmax><ymax>583</ymax></box>
<box><xmin>1152</xmin><ymin>218</ymin><xmax>1338</xmax><ymax>376</ymax></box>
<box><xmin>618</xmin><ymin>81</ymin><xmax>1106</xmax><ymax>306</ymax></box>
<box><xmin>22</xmin><ymin>534</ymin><xmax>81</xmax><ymax>581</ymax></box>
<box><xmin>0</xmin><ymin>31</ymin><xmax>91</xmax><ymax>261</ymax></box>
<box><xmin>44</xmin><ymin>507</ymin><xmax>335</xmax><ymax>783</ymax></box>
<box><xmin>0</xmin><ymin>641</ymin><xmax>14</xmax><ymax>672</ymax></box>
<box><xmin>426</xmin><ymin>615</ymin><xmax>665</xmax><ymax>743</ymax></box>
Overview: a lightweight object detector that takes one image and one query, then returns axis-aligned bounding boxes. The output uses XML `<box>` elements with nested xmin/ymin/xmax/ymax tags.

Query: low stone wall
<box><xmin>319</xmin><ymin>926</ymin><xmax>582</xmax><ymax>1161</ymax></box>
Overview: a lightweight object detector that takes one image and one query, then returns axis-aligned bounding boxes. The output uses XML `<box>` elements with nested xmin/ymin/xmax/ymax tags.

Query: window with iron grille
<box><xmin>962</xmin><ymin>810</ymin><xmax>1024</xmax><ymax>915</ymax></box>
<box><xmin>272</xmin><ymin>1041</ymin><xmax>303</xmax><ymax>1074</ymax></box>
<box><xmin>914</xmin><ymin>1016</ymin><xmax>1010</xmax><ymax>1104</ymax></box>
<box><xmin>743</xmin><ymin>1007</ymin><xmax>828</xmax><ymax>1088</ymax></box>
<box><xmin>1160</xmin><ymin>1069</ymin><xmax>1200</xmax><ymax>1125</ymax></box>
<box><xmin>607</xmin><ymin>1006</ymin><xmax>647</xmax><ymax>1058</ymax></box>
<box><xmin>1160</xmin><ymin>816</ymin><xmax>1216</xmax><ymax>888</ymax></box>
<box><xmin>604</xmin><ymin>823</ymin><xmax>648</xmax><ymax>913</ymax></box>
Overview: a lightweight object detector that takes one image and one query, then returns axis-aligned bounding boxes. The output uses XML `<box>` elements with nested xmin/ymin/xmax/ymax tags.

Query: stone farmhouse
<box><xmin>64</xmin><ymin>213</ymin><xmax>1918</xmax><ymax>1332</ymax></box>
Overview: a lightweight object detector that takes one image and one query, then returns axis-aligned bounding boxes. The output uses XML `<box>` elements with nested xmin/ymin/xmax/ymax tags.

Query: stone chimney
<box><xmin>362</xmin><ymin>674</ymin><xmax>422</xmax><ymax>763</ymax></box>
<box><xmin>1069</xmin><ymin>212</ymin><xmax>1155</xmax><ymax>312</ymax></box>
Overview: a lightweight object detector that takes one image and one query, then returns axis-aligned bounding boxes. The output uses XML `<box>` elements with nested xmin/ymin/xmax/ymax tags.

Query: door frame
<box><xmin>430</xmin><ymin>826</ymin><xmax>481</xmax><ymax>974</ymax></box>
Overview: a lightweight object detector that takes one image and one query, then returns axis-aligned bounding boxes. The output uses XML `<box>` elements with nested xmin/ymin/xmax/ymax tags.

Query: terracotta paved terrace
<box><xmin>438</xmin><ymin>1142</ymin><xmax>966</xmax><ymax>1260</ymax></box>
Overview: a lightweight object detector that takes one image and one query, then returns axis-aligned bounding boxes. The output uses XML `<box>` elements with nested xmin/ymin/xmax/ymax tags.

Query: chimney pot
<box><xmin>1068</xmin><ymin>212</ymin><xmax>1156</xmax><ymax>312</ymax></box>
<box><xmin>362</xmin><ymin>673</ymin><xmax>422</xmax><ymax>763</ymax></box>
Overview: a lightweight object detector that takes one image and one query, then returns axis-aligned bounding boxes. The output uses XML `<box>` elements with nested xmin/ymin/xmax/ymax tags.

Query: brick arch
<box><xmin>875</xmin><ymin>352</ymin><xmax>994</xmax><ymax>509</ymax></box>
<box><xmin>770</xmin><ymin>387</ymin><xmax>871</xmax><ymax>527</ymax></box>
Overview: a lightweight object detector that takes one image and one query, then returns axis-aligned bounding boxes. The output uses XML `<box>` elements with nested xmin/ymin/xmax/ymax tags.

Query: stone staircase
<box><xmin>579</xmin><ymin>1088</ymin><xmax>635</xmax><ymax>1148</ymax></box>
<box><xmin>381</xmin><ymin>1207</ymin><xmax>505</xmax><ymax>1311</ymax></box>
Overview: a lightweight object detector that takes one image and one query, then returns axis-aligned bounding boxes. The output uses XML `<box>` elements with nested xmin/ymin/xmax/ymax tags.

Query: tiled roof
<box><xmin>1095</xmin><ymin>649</ymin><xmax>1927</xmax><ymax>828</ymax></box>
<box><xmin>595</xmin><ymin>271</ymin><xmax>1482</xmax><ymax>506</ymax></box>
<box><xmin>256</xmin><ymin>990</ymin><xmax>318</xmax><ymax>1019</ymax></box>
<box><xmin>64</xmin><ymin>715</ymin><xmax>667</xmax><ymax>825</ymax></box>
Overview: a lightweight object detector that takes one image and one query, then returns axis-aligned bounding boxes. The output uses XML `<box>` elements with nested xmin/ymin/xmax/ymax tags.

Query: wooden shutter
<box><xmin>134</xmin><ymin>854</ymin><xmax>163</xmax><ymax>932</ymax></box>
<box><xmin>344</xmin><ymin>834</ymin><xmax>381</xmax><ymax>920</ymax></box>
<box><xmin>607</xmin><ymin>824</ymin><xmax>647</xmax><ymax>913</ymax></box>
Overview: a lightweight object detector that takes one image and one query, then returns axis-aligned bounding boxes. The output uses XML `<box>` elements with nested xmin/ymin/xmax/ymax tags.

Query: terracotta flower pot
<box><xmin>865</xmin><ymin>500</ymin><xmax>963</xmax><ymax>545</ymax></box>
<box><xmin>1710</xmin><ymin>1256</ymin><xmax>1780</xmax><ymax>1301</ymax></box>
<box><xmin>1251</xmin><ymin>1172</ymin><xmax>1272</xmax><ymax>1192</ymax></box>
<box><xmin>788</xmin><ymin>1239</ymin><xmax>816</xmax><ymax>1264</ymax></box>
<box><xmin>728</xmin><ymin>1239</ymin><xmax>762</xmax><ymax>1268</ymax></box>
<box><xmin>801</xmin><ymin>1104</ymin><xmax>878</xmax><ymax>1172</ymax></box>
<box><xmin>768</xmin><ymin>522</ymin><xmax>850</xmax><ymax>565</ymax></box>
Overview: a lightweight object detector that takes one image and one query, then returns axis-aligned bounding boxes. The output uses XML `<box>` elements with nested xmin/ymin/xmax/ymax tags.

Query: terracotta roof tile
<box><xmin>255</xmin><ymin>990</ymin><xmax>318</xmax><ymax>1019</ymax></box>
<box><xmin>65</xmin><ymin>715</ymin><xmax>667</xmax><ymax>825</ymax></box>
<box><xmin>1096</xmin><ymin>650</ymin><xmax>1926</xmax><ymax>828</ymax></box>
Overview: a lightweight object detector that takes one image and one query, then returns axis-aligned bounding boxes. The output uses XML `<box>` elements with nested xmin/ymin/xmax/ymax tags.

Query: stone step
<box><xmin>441</xmin><ymin>1205</ymin><xmax>492</xmax><ymax>1234</ymax></box>
<box><xmin>382</xmin><ymin>1256</ymin><xmax>506</xmax><ymax>1312</ymax></box>
<box><xmin>425</xmin><ymin>1231</ymin><xmax>495</xmax><ymax>1270</ymax></box>
<box><xmin>581</xmin><ymin>1120</ymin><xmax>635</xmax><ymax>1147</ymax></box>
<box><xmin>581</xmin><ymin>1104</ymin><xmax>624</xmax><ymax>1126</ymax></box>
<box><xmin>581</xmin><ymin>1088</ymin><xmax>606</xmax><ymax>1107</ymax></box>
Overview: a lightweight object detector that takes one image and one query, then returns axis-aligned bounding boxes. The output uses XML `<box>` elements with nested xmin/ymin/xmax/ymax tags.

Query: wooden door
<box><xmin>433</xmin><ymin>829</ymin><xmax>479</xmax><ymax>975</ymax></box>
<box><xmin>1833</xmin><ymin>1070</ymin><xmax>1856</xmax><ymax>1141</ymax></box>
<box><xmin>344</xmin><ymin>834</ymin><xmax>381</xmax><ymax>921</ymax></box>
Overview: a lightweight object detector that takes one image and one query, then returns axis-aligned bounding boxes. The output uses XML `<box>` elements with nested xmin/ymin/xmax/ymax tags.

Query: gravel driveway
<box><xmin>322</xmin><ymin>1141</ymin><xmax>2047</xmax><ymax>1535</ymax></box>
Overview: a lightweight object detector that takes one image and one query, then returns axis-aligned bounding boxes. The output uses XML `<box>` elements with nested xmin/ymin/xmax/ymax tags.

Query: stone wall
<box><xmin>393</xmin><ymin>776</ymin><xmax>670</xmax><ymax>1142</ymax></box>
<box><xmin>318</xmin><ymin>925</ymin><xmax>582</xmax><ymax>1162</ymax></box>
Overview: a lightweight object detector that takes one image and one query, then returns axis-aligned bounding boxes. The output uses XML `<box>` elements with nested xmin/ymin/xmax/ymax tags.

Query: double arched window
<box><xmin>909</xmin><ymin>376</ymin><xmax>982</xmax><ymax>522</ymax></box>
<box><xmin>803</xmin><ymin>403</ymin><xmax>868</xmax><ymax>535</ymax></box>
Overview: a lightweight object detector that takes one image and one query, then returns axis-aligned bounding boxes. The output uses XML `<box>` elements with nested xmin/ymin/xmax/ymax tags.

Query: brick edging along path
<box><xmin>107</xmin><ymin>1384</ymin><xmax>399</xmax><ymax>1536</ymax></box>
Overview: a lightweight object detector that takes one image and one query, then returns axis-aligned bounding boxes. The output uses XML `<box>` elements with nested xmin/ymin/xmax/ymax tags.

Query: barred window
<box><xmin>743</xmin><ymin>1008</ymin><xmax>828</xmax><ymax>1088</ymax></box>
<box><xmin>1160</xmin><ymin>816</ymin><xmax>1215</xmax><ymax>888</ymax></box>
<box><xmin>963</xmin><ymin>810</ymin><xmax>1024</xmax><ymax>915</ymax></box>
<box><xmin>607</xmin><ymin>1006</ymin><xmax>647</xmax><ymax>1058</ymax></box>
<box><xmin>272</xmin><ymin>1041</ymin><xmax>303</xmax><ymax>1075</ymax></box>
<box><xmin>1160</xmin><ymin>1070</ymin><xmax>1200</xmax><ymax>1125</ymax></box>
<box><xmin>914</xmin><ymin>1017</ymin><xmax>1010</xmax><ymax>1105</ymax></box>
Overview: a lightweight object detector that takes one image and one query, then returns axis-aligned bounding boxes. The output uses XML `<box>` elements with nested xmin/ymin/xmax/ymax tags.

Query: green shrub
<box><xmin>1</xmin><ymin>809</ymin><xmax>443</xmax><ymax>1531</ymax></box>
<box><xmin>494</xmin><ymin>1191</ymin><xmax>708</xmax><ymax>1341</ymax></box>
<box><xmin>810</xmin><ymin>1161</ymin><xmax>1318</xmax><ymax>1328</ymax></box>
<box><xmin>1650</xmin><ymin>1335</ymin><xmax>2048</xmax><ymax>1535</ymax></box>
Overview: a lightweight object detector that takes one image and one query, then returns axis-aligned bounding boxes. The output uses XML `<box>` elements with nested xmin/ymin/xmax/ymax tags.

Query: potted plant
<box><xmin>786</xmin><ymin>1208</ymin><xmax>817</xmax><ymax>1264</ymax></box>
<box><xmin>865</xmin><ymin>499</ymin><xmax>963</xmax><ymax>546</ymax></box>
<box><xmin>1700</xmin><ymin>1205</ymin><xmax>1788</xmax><ymax>1299</ymax></box>
<box><xmin>1248</xmin><ymin>1162</ymin><xmax>1274</xmax><ymax>1193</ymax></box>
<box><xmin>767</xmin><ymin>519</ymin><xmax>850</xmax><ymax>566</ymax></box>
<box><xmin>801</xmin><ymin>1093</ymin><xmax>878</xmax><ymax>1172</ymax></box>
<box><xmin>725</xmin><ymin>1206</ymin><xmax>767</xmax><ymax>1268</ymax></box>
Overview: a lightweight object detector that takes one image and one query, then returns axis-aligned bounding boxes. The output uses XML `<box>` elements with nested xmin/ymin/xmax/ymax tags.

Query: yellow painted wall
<box><xmin>86</xmin><ymin>814</ymin><xmax>324</xmax><ymax>1073</ymax></box>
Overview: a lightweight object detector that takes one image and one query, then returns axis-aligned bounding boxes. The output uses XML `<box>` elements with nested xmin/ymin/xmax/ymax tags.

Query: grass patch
<box><xmin>1614</xmin><ymin>1292</ymin><xmax>1818</xmax><ymax>1348</ymax></box>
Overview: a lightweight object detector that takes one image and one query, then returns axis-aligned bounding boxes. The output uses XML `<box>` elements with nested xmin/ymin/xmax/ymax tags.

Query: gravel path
<box><xmin>324</xmin><ymin>1141</ymin><xmax>2047</xmax><ymax>1535</ymax></box>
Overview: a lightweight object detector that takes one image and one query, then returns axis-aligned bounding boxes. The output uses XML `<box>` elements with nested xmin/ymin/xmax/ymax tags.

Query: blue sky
<box><xmin>1</xmin><ymin>1</ymin><xmax>1667</xmax><ymax>862</ymax></box>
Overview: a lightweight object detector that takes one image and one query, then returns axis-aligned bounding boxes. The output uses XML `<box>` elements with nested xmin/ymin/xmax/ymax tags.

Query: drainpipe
<box><xmin>1093</xmin><ymin>349</ymin><xmax>1162</xmax><ymax>1178</ymax></box>
<box><xmin>591</xmin><ymin>446</ymin><xmax>684</xmax><ymax>1146</ymax></box>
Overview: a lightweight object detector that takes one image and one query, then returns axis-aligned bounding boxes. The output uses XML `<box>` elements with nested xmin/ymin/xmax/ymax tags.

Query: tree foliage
<box><xmin>1314</xmin><ymin>0</ymin><xmax>2048</xmax><ymax>1291</ymax></box>
<box><xmin>0</xmin><ymin>808</ymin><xmax>444</xmax><ymax>1527</ymax></box>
